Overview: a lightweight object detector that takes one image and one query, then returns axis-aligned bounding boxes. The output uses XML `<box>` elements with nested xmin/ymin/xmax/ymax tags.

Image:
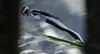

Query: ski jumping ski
<box><xmin>21</xmin><ymin>26</ymin><xmax>84</xmax><ymax>48</ymax></box>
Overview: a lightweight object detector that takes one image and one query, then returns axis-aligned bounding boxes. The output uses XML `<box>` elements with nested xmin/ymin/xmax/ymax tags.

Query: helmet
<box><xmin>21</xmin><ymin>6</ymin><xmax>29</xmax><ymax>14</ymax></box>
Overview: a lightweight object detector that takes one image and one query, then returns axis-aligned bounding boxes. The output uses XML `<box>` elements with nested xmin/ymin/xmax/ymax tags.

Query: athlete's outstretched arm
<box><xmin>31</xmin><ymin>10</ymin><xmax>59</xmax><ymax>20</ymax></box>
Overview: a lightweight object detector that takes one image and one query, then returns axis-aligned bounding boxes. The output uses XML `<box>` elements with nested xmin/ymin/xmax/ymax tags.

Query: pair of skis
<box><xmin>21</xmin><ymin>26</ymin><xmax>84</xmax><ymax>48</ymax></box>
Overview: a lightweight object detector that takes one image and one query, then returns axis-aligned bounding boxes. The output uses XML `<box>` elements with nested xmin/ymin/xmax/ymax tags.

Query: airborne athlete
<box><xmin>20</xmin><ymin>6</ymin><xmax>84</xmax><ymax>44</ymax></box>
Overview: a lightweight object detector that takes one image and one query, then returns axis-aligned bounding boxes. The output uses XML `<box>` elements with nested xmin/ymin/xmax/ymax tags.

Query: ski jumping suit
<box><xmin>30</xmin><ymin>9</ymin><xmax>84</xmax><ymax>42</ymax></box>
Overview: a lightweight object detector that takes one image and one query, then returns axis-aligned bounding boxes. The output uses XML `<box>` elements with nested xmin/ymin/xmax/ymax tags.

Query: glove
<box><xmin>51</xmin><ymin>15</ymin><xmax>60</xmax><ymax>20</ymax></box>
<box><xmin>55</xmin><ymin>16</ymin><xmax>59</xmax><ymax>20</ymax></box>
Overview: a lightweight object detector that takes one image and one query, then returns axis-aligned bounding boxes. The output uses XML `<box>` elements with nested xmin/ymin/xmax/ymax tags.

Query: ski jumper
<box><xmin>30</xmin><ymin>9</ymin><xmax>84</xmax><ymax>42</ymax></box>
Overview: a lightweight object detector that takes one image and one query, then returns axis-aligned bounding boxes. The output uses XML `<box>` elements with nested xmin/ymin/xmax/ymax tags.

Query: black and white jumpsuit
<box><xmin>30</xmin><ymin>9</ymin><xmax>84</xmax><ymax>42</ymax></box>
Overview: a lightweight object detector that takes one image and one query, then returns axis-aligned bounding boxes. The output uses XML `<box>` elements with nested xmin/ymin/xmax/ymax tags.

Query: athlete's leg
<box><xmin>46</xmin><ymin>18</ymin><xmax>84</xmax><ymax>42</ymax></box>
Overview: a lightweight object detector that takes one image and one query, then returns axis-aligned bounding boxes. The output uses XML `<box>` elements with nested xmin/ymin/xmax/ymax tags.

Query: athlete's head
<box><xmin>21</xmin><ymin>6</ymin><xmax>30</xmax><ymax>16</ymax></box>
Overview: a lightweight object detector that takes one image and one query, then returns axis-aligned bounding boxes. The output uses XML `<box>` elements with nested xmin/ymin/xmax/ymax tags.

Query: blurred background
<box><xmin>19</xmin><ymin>0</ymin><xmax>86</xmax><ymax>54</ymax></box>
